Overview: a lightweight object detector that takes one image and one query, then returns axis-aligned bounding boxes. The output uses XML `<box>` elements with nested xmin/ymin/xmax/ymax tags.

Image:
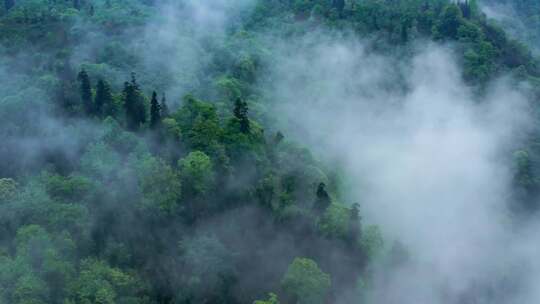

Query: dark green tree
<box><xmin>123</xmin><ymin>73</ymin><xmax>146</xmax><ymax>131</ymax></box>
<box><xmin>435</xmin><ymin>4</ymin><xmax>464</xmax><ymax>39</ymax></box>
<box><xmin>150</xmin><ymin>91</ymin><xmax>161</xmax><ymax>129</ymax></box>
<box><xmin>233</xmin><ymin>98</ymin><xmax>250</xmax><ymax>133</ymax></box>
<box><xmin>95</xmin><ymin>79</ymin><xmax>113</xmax><ymax>118</ymax></box>
<box><xmin>313</xmin><ymin>182</ymin><xmax>331</xmax><ymax>214</ymax></box>
<box><xmin>77</xmin><ymin>69</ymin><xmax>93</xmax><ymax>115</ymax></box>
<box><xmin>160</xmin><ymin>94</ymin><xmax>169</xmax><ymax>118</ymax></box>
<box><xmin>347</xmin><ymin>203</ymin><xmax>361</xmax><ymax>244</ymax></box>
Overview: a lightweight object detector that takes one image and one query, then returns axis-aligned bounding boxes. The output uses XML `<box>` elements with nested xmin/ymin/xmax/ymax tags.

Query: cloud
<box><xmin>263</xmin><ymin>34</ymin><xmax>534</xmax><ymax>303</ymax></box>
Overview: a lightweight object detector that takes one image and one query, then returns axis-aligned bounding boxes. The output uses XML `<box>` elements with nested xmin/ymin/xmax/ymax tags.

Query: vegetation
<box><xmin>0</xmin><ymin>0</ymin><xmax>539</xmax><ymax>303</ymax></box>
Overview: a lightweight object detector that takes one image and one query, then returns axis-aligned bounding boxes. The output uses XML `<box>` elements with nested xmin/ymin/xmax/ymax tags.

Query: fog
<box><xmin>2</xmin><ymin>0</ymin><xmax>540</xmax><ymax>303</ymax></box>
<box><xmin>264</xmin><ymin>31</ymin><xmax>537</xmax><ymax>303</ymax></box>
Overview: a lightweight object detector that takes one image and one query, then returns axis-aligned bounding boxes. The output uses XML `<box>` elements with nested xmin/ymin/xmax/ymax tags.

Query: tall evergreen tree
<box><xmin>160</xmin><ymin>94</ymin><xmax>169</xmax><ymax>118</ymax></box>
<box><xmin>95</xmin><ymin>79</ymin><xmax>113</xmax><ymax>118</ymax></box>
<box><xmin>123</xmin><ymin>73</ymin><xmax>146</xmax><ymax>131</ymax></box>
<box><xmin>233</xmin><ymin>98</ymin><xmax>250</xmax><ymax>133</ymax></box>
<box><xmin>313</xmin><ymin>182</ymin><xmax>331</xmax><ymax>214</ymax></box>
<box><xmin>347</xmin><ymin>203</ymin><xmax>361</xmax><ymax>244</ymax></box>
<box><xmin>150</xmin><ymin>91</ymin><xmax>161</xmax><ymax>129</ymax></box>
<box><xmin>77</xmin><ymin>69</ymin><xmax>93</xmax><ymax>115</ymax></box>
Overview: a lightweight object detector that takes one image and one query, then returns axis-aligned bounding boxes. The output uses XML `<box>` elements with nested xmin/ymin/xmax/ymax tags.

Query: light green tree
<box><xmin>179</xmin><ymin>151</ymin><xmax>215</xmax><ymax>196</ymax></box>
<box><xmin>254</xmin><ymin>293</ymin><xmax>280</xmax><ymax>304</ymax></box>
<box><xmin>281</xmin><ymin>258</ymin><xmax>331</xmax><ymax>304</ymax></box>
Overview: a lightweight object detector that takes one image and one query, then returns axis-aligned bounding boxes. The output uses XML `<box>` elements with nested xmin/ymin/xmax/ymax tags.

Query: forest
<box><xmin>1</xmin><ymin>0</ymin><xmax>540</xmax><ymax>303</ymax></box>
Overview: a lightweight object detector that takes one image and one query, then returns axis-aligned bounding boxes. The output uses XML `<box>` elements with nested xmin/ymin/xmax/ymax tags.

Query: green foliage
<box><xmin>95</xmin><ymin>79</ymin><xmax>114</xmax><ymax>118</ymax></box>
<box><xmin>178</xmin><ymin>234</ymin><xmax>236</xmax><ymax>302</ymax></box>
<box><xmin>123</xmin><ymin>74</ymin><xmax>147</xmax><ymax>131</ymax></box>
<box><xmin>253</xmin><ymin>293</ymin><xmax>280</xmax><ymax>304</ymax></box>
<box><xmin>135</xmin><ymin>154</ymin><xmax>182</xmax><ymax>214</ymax></box>
<box><xmin>360</xmin><ymin>225</ymin><xmax>385</xmax><ymax>260</ymax></box>
<box><xmin>233</xmin><ymin>98</ymin><xmax>250</xmax><ymax>134</ymax></box>
<box><xmin>179</xmin><ymin>151</ymin><xmax>215</xmax><ymax>196</ymax></box>
<box><xmin>434</xmin><ymin>4</ymin><xmax>464</xmax><ymax>39</ymax></box>
<box><xmin>80</xmin><ymin>141</ymin><xmax>121</xmax><ymax>181</ymax></box>
<box><xmin>68</xmin><ymin>259</ymin><xmax>145</xmax><ymax>304</ymax></box>
<box><xmin>175</xmin><ymin>95</ymin><xmax>224</xmax><ymax>154</ymax></box>
<box><xmin>77</xmin><ymin>69</ymin><xmax>93</xmax><ymax>115</ymax></box>
<box><xmin>3</xmin><ymin>0</ymin><xmax>538</xmax><ymax>302</ymax></box>
<box><xmin>149</xmin><ymin>91</ymin><xmax>161</xmax><ymax>130</ymax></box>
<box><xmin>0</xmin><ymin>178</ymin><xmax>17</xmax><ymax>202</ymax></box>
<box><xmin>317</xmin><ymin>203</ymin><xmax>350</xmax><ymax>238</ymax></box>
<box><xmin>281</xmin><ymin>257</ymin><xmax>331</xmax><ymax>304</ymax></box>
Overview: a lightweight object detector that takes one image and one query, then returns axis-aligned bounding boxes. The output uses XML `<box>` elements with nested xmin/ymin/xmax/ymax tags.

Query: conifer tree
<box><xmin>347</xmin><ymin>203</ymin><xmax>361</xmax><ymax>243</ymax></box>
<box><xmin>95</xmin><ymin>79</ymin><xmax>113</xmax><ymax>118</ymax></box>
<box><xmin>150</xmin><ymin>91</ymin><xmax>161</xmax><ymax>129</ymax></box>
<box><xmin>233</xmin><ymin>98</ymin><xmax>250</xmax><ymax>133</ymax></box>
<box><xmin>160</xmin><ymin>94</ymin><xmax>169</xmax><ymax>118</ymax></box>
<box><xmin>123</xmin><ymin>73</ymin><xmax>146</xmax><ymax>131</ymax></box>
<box><xmin>77</xmin><ymin>69</ymin><xmax>93</xmax><ymax>115</ymax></box>
<box><xmin>313</xmin><ymin>183</ymin><xmax>331</xmax><ymax>214</ymax></box>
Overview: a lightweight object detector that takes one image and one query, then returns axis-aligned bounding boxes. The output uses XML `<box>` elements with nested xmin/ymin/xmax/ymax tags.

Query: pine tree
<box><xmin>95</xmin><ymin>79</ymin><xmax>113</xmax><ymax>118</ymax></box>
<box><xmin>347</xmin><ymin>203</ymin><xmax>361</xmax><ymax>244</ymax></box>
<box><xmin>150</xmin><ymin>91</ymin><xmax>161</xmax><ymax>129</ymax></box>
<box><xmin>233</xmin><ymin>98</ymin><xmax>250</xmax><ymax>133</ymax></box>
<box><xmin>123</xmin><ymin>73</ymin><xmax>146</xmax><ymax>131</ymax></box>
<box><xmin>77</xmin><ymin>69</ymin><xmax>93</xmax><ymax>115</ymax></box>
<box><xmin>313</xmin><ymin>183</ymin><xmax>331</xmax><ymax>214</ymax></box>
<box><xmin>160</xmin><ymin>94</ymin><xmax>169</xmax><ymax>118</ymax></box>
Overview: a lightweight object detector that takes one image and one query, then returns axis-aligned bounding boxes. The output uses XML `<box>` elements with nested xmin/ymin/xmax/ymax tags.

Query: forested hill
<box><xmin>1</xmin><ymin>1</ymin><xmax>540</xmax><ymax>304</ymax></box>
<box><xmin>480</xmin><ymin>0</ymin><xmax>540</xmax><ymax>52</ymax></box>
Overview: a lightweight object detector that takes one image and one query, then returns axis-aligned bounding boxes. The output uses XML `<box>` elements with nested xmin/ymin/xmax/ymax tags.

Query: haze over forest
<box><xmin>1</xmin><ymin>0</ymin><xmax>540</xmax><ymax>303</ymax></box>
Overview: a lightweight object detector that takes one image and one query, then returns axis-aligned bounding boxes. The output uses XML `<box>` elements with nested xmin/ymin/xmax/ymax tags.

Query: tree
<box><xmin>313</xmin><ymin>183</ymin><xmax>331</xmax><ymax>214</ymax></box>
<box><xmin>435</xmin><ymin>4</ymin><xmax>464</xmax><ymax>39</ymax></box>
<box><xmin>281</xmin><ymin>258</ymin><xmax>331</xmax><ymax>304</ymax></box>
<box><xmin>123</xmin><ymin>73</ymin><xmax>146</xmax><ymax>131</ymax></box>
<box><xmin>135</xmin><ymin>154</ymin><xmax>182</xmax><ymax>214</ymax></box>
<box><xmin>77</xmin><ymin>69</ymin><xmax>93</xmax><ymax>115</ymax></box>
<box><xmin>233</xmin><ymin>98</ymin><xmax>250</xmax><ymax>133</ymax></box>
<box><xmin>178</xmin><ymin>235</ymin><xmax>236</xmax><ymax>302</ymax></box>
<box><xmin>0</xmin><ymin>178</ymin><xmax>17</xmax><ymax>202</ymax></box>
<box><xmin>160</xmin><ymin>93</ymin><xmax>169</xmax><ymax>118</ymax></box>
<box><xmin>95</xmin><ymin>79</ymin><xmax>113</xmax><ymax>118</ymax></box>
<box><xmin>317</xmin><ymin>203</ymin><xmax>350</xmax><ymax>238</ymax></box>
<box><xmin>179</xmin><ymin>151</ymin><xmax>214</xmax><ymax>196</ymax></box>
<box><xmin>68</xmin><ymin>259</ymin><xmax>144</xmax><ymax>304</ymax></box>
<box><xmin>254</xmin><ymin>293</ymin><xmax>280</xmax><ymax>304</ymax></box>
<box><xmin>360</xmin><ymin>225</ymin><xmax>384</xmax><ymax>260</ymax></box>
<box><xmin>150</xmin><ymin>91</ymin><xmax>161</xmax><ymax>129</ymax></box>
<box><xmin>347</xmin><ymin>203</ymin><xmax>361</xmax><ymax>244</ymax></box>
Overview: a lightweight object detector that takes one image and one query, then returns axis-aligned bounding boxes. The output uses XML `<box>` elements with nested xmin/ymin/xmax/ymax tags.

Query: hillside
<box><xmin>1</xmin><ymin>1</ymin><xmax>540</xmax><ymax>304</ymax></box>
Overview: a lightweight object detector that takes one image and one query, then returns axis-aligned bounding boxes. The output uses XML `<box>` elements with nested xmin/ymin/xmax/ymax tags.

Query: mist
<box><xmin>1</xmin><ymin>1</ymin><xmax>540</xmax><ymax>303</ymax></box>
<box><xmin>263</xmin><ymin>31</ymin><xmax>537</xmax><ymax>303</ymax></box>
